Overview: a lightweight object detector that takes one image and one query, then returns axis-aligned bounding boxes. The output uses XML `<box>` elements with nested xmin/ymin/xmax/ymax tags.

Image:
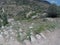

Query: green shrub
<box><xmin>2</xmin><ymin>13</ymin><xmax>8</xmax><ymax>26</ymax></box>
<box><xmin>0</xmin><ymin>19</ymin><xmax>2</xmax><ymax>28</ymax></box>
<box><xmin>47</xmin><ymin>4</ymin><xmax>57</xmax><ymax>17</ymax></box>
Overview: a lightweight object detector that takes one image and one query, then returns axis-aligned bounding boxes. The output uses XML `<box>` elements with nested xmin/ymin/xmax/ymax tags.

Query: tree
<box><xmin>57</xmin><ymin>6</ymin><xmax>60</xmax><ymax>17</ymax></box>
<box><xmin>47</xmin><ymin>3</ymin><xmax>57</xmax><ymax>18</ymax></box>
<box><xmin>0</xmin><ymin>19</ymin><xmax>2</xmax><ymax>28</ymax></box>
<box><xmin>0</xmin><ymin>7</ymin><xmax>8</xmax><ymax>27</ymax></box>
<box><xmin>2</xmin><ymin>13</ymin><xmax>8</xmax><ymax>26</ymax></box>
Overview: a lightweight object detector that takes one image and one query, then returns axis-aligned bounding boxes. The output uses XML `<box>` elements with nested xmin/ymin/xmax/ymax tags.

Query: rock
<box><xmin>29</xmin><ymin>26</ymin><xmax>33</xmax><ymax>29</ymax></box>
<box><xmin>26</xmin><ymin>11</ymin><xmax>35</xmax><ymax>18</ymax></box>
<box><xmin>40</xmin><ymin>13</ymin><xmax>47</xmax><ymax>18</ymax></box>
<box><xmin>26</xmin><ymin>11</ymin><xmax>32</xmax><ymax>18</ymax></box>
<box><xmin>10</xmin><ymin>26</ymin><xmax>13</xmax><ymax>28</ymax></box>
<box><xmin>36</xmin><ymin>34</ymin><xmax>41</xmax><ymax>39</ymax></box>
<box><xmin>1</xmin><ymin>26</ymin><xmax>4</xmax><ymax>29</ymax></box>
<box><xmin>0</xmin><ymin>19</ymin><xmax>3</xmax><ymax>22</ymax></box>
<box><xmin>0</xmin><ymin>34</ymin><xmax>3</xmax><ymax>38</ymax></box>
<box><xmin>24</xmin><ymin>40</ymin><xmax>32</xmax><ymax>45</ymax></box>
<box><xmin>31</xmin><ymin>15</ymin><xmax>38</xmax><ymax>19</ymax></box>
<box><xmin>8</xmin><ymin>29</ymin><xmax>13</xmax><ymax>32</ymax></box>
<box><xmin>1</xmin><ymin>32</ymin><xmax>3</xmax><ymax>35</ymax></box>
<box><xmin>11</xmin><ymin>32</ymin><xmax>15</xmax><ymax>35</ymax></box>
<box><xmin>30</xmin><ymin>35</ymin><xmax>37</xmax><ymax>42</ymax></box>
<box><xmin>44</xmin><ymin>18</ymin><xmax>54</xmax><ymax>22</ymax></box>
<box><xmin>4</xmin><ymin>31</ymin><xmax>8</xmax><ymax>35</ymax></box>
<box><xmin>8</xmin><ymin>18</ymin><xmax>14</xmax><ymax>22</ymax></box>
<box><xmin>40</xmin><ymin>33</ymin><xmax>46</xmax><ymax>39</ymax></box>
<box><xmin>42</xmin><ymin>13</ymin><xmax>47</xmax><ymax>16</ymax></box>
<box><xmin>31</xmin><ymin>23</ymin><xmax>34</xmax><ymax>25</ymax></box>
<box><xmin>19</xmin><ymin>28</ymin><xmax>23</xmax><ymax>32</ymax></box>
<box><xmin>10</xmin><ymin>37</ymin><xmax>15</xmax><ymax>40</ymax></box>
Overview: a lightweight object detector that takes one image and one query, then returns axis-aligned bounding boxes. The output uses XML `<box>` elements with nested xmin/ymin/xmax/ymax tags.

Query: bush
<box><xmin>47</xmin><ymin>4</ymin><xmax>57</xmax><ymax>18</ymax></box>
<box><xmin>0</xmin><ymin>7</ymin><xmax>8</xmax><ymax>26</ymax></box>
<box><xmin>57</xmin><ymin>6</ymin><xmax>60</xmax><ymax>17</ymax></box>
<box><xmin>0</xmin><ymin>19</ymin><xmax>2</xmax><ymax>28</ymax></box>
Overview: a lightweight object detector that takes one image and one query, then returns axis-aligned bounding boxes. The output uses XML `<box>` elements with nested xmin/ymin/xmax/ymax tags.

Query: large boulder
<box><xmin>40</xmin><ymin>13</ymin><xmax>47</xmax><ymax>18</ymax></box>
<box><xmin>26</xmin><ymin>11</ymin><xmax>35</xmax><ymax>18</ymax></box>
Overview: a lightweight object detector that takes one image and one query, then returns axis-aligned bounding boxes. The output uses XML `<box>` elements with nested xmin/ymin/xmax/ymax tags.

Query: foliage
<box><xmin>47</xmin><ymin>3</ymin><xmax>57</xmax><ymax>18</ymax></box>
<box><xmin>2</xmin><ymin>13</ymin><xmax>8</xmax><ymax>26</ymax></box>
<box><xmin>0</xmin><ymin>19</ymin><xmax>2</xmax><ymax>28</ymax></box>
<box><xmin>0</xmin><ymin>8</ymin><xmax>8</xmax><ymax>27</ymax></box>
<box><xmin>57</xmin><ymin>6</ymin><xmax>60</xmax><ymax>17</ymax></box>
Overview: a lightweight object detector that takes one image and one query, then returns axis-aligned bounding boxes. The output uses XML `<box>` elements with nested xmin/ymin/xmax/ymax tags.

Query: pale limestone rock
<box><xmin>0</xmin><ymin>34</ymin><xmax>3</xmax><ymax>38</ymax></box>
<box><xmin>26</xmin><ymin>11</ymin><xmax>32</xmax><ymax>18</ymax></box>
<box><xmin>31</xmin><ymin>15</ymin><xmax>38</xmax><ymax>19</ymax></box>
<box><xmin>40</xmin><ymin>33</ymin><xmax>46</xmax><ymax>39</ymax></box>
<box><xmin>45</xmin><ymin>18</ymin><xmax>54</xmax><ymax>22</ymax></box>
<box><xmin>19</xmin><ymin>28</ymin><xmax>23</xmax><ymax>32</ymax></box>
<box><xmin>24</xmin><ymin>40</ymin><xmax>32</xmax><ymax>45</ymax></box>
<box><xmin>4</xmin><ymin>31</ymin><xmax>8</xmax><ymax>35</ymax></box>
<box><xmin>31</xmin><ymin>23</ymin><xmax>34</xmax><ymax>25</ymax></box>
<box><xmin>30</xmin><ymin>35</ymin><xmax>37</xmax><ymax>42</ymax></box>
<box><xmin>29</xmin><ymin>26</ymin><xmax>33</xmax><ymax>29</ymax></box>
<box><xmin>1</xmin><ymin>26</ymin><xmax>4</xmax><ymax>29</ymax></box>
<box><xmin>1</xmin><ymin>32</ymin><xmax>3</xmax><ymax>35</ymax></box>
<box><xmin>36</xmin><ymin>34</ymin><xmax>41</xmax><ymax>39</ymax></box>
<box><xmin>26</xmin><ymin>11</ymin><xmax>35</xmax><ymax>18</ymax></box>
<box><xmin>8</xmin><ymin>18</ymin><xmax>14</xmax><ymax>22</ymax></box>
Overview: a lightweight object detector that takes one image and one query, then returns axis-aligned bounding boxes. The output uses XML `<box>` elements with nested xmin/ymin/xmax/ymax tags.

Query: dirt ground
<box><xmin>0</xmin><ymin>28</ymin><xmax>60</xmax><ymax>45</ymax></box>
<box><xmin>0</xmin><ymin>18</ymin><xmax>60</xmax><ymax>45</ymax></box>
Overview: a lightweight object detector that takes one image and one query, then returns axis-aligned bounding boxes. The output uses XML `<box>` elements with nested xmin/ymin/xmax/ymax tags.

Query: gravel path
<box><xmin>0</xmin><ymin>28</ymin><xmax>60</xmax><ymax>45</ymax></box>
<box><xmin>0</xmin><ymin>18</ymin><xmax>60</xmax><ymax>45</ymax></box>
<box><xmin>39</xmin><ymin>29</ymin><xmax>60</xmax><ymax>45</ymax></box>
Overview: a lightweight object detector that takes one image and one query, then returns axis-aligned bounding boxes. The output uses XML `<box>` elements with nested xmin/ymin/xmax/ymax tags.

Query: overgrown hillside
<box><xmin>0</xmin><ymin>0</ymin><xmax>51</xmax><ymax>19</ymax></box>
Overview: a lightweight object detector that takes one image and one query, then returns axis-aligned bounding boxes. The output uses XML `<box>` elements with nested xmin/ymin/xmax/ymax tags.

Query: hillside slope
<box><xmin>0</xmin><ymin>0</ymin><xmax>51</xmax><ymax>18</ymax></box>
